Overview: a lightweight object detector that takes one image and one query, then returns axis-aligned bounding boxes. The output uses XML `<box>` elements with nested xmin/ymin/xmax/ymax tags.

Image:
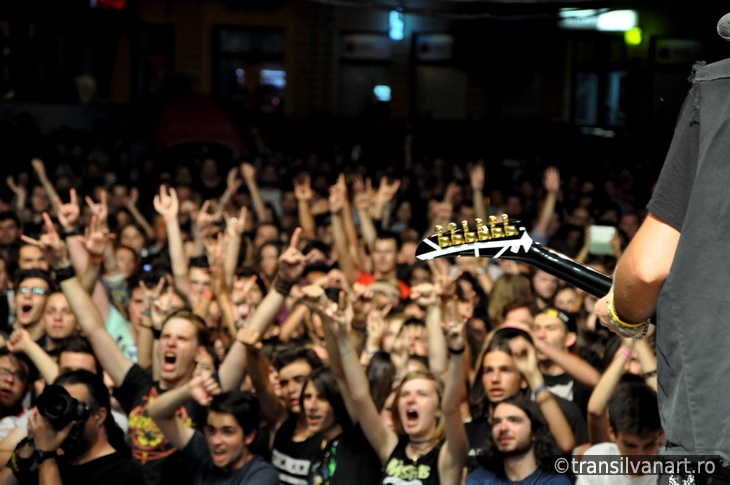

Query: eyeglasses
<box><xmin>0</xmin><ymin>368</ymin><xmax>28</xmax><ymax>383</ymax></box>
<box><xmin>18</xmin><ymin>287</ymin><xmax>47</xmax><ymax>296</ymax></box>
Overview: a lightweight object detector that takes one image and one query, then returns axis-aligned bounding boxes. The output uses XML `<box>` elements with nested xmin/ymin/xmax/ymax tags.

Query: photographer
<box><xmin>0</xmin><ymin>370</ymin><xmax>143</xmax><ymax>485</ymax></box>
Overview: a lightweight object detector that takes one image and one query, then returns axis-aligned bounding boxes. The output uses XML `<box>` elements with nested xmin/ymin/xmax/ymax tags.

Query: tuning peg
<box><xmin>448</xmin><ymin>222</ymin><xmax>464</xmax><ymax>245</ymax></box>
<box><xmin>502</xmin><ymin>214</ymin><xmax>518</xmax><ymax>236</ymax></box>
<box><xmin>435</xmin><ymin>225</ymin><xmax>451</xmax><ymax>248</ymax></box>
<box><xmin>462</xmin><ymin>221</ymin><xmax>476</xmax><ymax>243</ymax></box>
<box><xmin>475</xmin><ymin>218</ymin><xmax>491</xmax><ymax>241</ymax></box>
<box><xmin>489</xmin><ymin>215</ymin><xmax>504</xmax><ymax>238</ymax></box>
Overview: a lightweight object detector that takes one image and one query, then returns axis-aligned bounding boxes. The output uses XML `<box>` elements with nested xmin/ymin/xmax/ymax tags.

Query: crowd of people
<box><xmin>0</xmin><ymin>125</ymin><xmax>665</xmax><ymax>485</ymax></box>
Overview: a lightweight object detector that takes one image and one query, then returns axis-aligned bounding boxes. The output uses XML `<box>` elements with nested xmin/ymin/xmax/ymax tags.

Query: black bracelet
<box><xmin>448</xmin><ymin>346</ymin><xmax>465</xmax><ymax>355</ymax></box>
<box><xmin>142</xmin><ymin>325</ymin><xmax>162</xmax><ymax>340</ymax></box>
<box><xmin>60</xmin><ymin>226</ymin><xmax>82</xmax><ymax>238</ymax></box>
<box><xmin>8</xmin><ymin>437</ymin><xmax>35</xmax><ymax>481</ymax></box>
<box><xmin>55</xmin><ymin>265</ymin><xmax>76</xmax><ymax>283</ymax></box>
<box><xmin>275</xmin><ymin>278</ymin><xmax>294</xmax><ymax>296</ymax></box>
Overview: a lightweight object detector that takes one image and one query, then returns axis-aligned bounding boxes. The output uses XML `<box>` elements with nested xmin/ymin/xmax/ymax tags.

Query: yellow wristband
<box><xmin>607</xmin><ymin>293</ymin><xmax>646</xmax><ymax>328</ymax></box>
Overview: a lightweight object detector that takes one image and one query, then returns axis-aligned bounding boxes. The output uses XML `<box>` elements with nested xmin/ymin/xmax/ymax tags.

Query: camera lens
<box><xmin>44</xmin><ymin>395</ymin><xmax>70</xmax><ymax>418</ymax></box>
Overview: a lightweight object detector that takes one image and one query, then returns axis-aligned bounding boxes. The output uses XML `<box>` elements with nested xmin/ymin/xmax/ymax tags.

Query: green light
<box><xmin>625</xmin><ymin>27</ymin><xmax>642</xmax><ymax>46</ymax></box>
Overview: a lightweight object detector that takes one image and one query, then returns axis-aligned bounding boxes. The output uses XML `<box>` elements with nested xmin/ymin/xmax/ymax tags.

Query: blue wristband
<box><xmin>533</xmin><ymin>382</ymin><xmax>548</xmax><ymax>397</ymax></box>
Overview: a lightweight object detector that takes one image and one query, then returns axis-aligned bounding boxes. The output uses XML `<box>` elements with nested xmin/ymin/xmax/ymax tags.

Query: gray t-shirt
<box><xmin>647</xmin><ymin>58</ymin><xmax>730</xmax><ymax>458</ymax></box>
<box><xmin>181</xmin><ymin>430</ymin><xmax>279</xmax><ymax>485</ymax></box>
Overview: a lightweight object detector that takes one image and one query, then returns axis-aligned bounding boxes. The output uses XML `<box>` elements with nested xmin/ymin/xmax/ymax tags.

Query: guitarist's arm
<box><xmin>595</xmin><ymin>212</ymin><xmax>679</xmax><ymax>326</ymax></box>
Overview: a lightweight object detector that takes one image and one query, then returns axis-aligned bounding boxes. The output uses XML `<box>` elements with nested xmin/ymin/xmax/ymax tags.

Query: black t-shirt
<box><xmin>114</xmin><ymin>364</ymin><xmax>207</xmax><ymax>485</ymax></box>
<box><xmin>543</xmin><ymin>373</ymin><xmax>589</xmax><ymax>423</ymax></box>
<box><xmin>381</xmin><ymin>436</ymin><xmax>442</xmax><ymax>485</ymax></box>
<box><xmin>308</xmin><ymin>424</ymin><xmax>381</xmax><ymax>485</ymax></box>
<box><xmin>465</xmin><ymin>416</ymin><xmax>490</xmax><ymax>472</ymax></box>
<box><xmin>271</xmin><ymin>414</ymin><xmax>322</xmax><ymax>485</ymax></box>
<box><xmin>57</xmin><ymin>451</ymin><xmax>145</xmax><ymax>485</ymax></box>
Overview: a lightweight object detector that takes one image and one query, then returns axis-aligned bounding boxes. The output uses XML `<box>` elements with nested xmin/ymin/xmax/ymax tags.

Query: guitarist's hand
<box><xmin>594</xmin><ymin>293</ymin><xmax>618</xmax><ymax>335</ymax></box>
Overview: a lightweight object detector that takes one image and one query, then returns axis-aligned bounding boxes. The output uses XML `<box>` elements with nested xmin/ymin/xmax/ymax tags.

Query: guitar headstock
<box><xmin>416</xmin><ymin>214</ymin><xmax>532</xmax><ymax>261</ymax></box>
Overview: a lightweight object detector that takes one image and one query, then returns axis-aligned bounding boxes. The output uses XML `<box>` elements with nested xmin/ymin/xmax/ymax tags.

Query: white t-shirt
<box><xmin>574</xmin><ymin>442</ymin><xmax>659</xmax><ymax>485</ymax></box>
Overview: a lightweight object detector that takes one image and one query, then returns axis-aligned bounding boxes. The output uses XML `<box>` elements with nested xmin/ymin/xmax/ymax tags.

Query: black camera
<box><xmin>36</xmin><ymin>385</ymin><xmax>90</xmax><ymax>430</ymax></box>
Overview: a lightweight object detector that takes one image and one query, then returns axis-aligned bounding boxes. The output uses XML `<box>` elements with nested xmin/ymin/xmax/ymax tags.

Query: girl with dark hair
<box><xmin>300</xmin><ymin>366</ymin><xmax>381</xmax><ymax>485</ymax></box>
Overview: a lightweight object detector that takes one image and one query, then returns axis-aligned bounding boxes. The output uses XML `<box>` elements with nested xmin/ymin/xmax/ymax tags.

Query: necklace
<box><xmin>408</xmin><ymin>440</ymin><xmax>434</xmax><ymax>461</ymax></box>
<box><xmin>409</xmin><ymin>438</ymin><xmax>432</xmax><ymax>445</ymax></box>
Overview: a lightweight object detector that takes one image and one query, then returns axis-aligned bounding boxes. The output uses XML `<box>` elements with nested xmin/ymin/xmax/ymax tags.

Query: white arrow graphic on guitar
<box><xmin>415</xmin><ymin>216</ymin><xmax>614</xmax><ymax>300</ymax></box>
<box><xmin>417</xmin><ymin>229</ymin><xmax>533</xmax><ymax>260</ymax></box>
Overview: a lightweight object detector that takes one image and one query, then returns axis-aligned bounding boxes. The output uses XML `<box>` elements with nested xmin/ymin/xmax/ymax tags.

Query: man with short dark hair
<box><xmin>149</xmin><ymin>377</ymin><xmax>278</xmax><ymax>485</ymax></box>
<box><xmin>12</xmin><ymin>269</ymin><xmax>54</xmax><ymax>344</ymax></box>
<box><xmin>576</xmin><ymin>381</ymin><xmax>663</xmax><ymax>485</ymax></box>
<box><xmin>17</xmin><ymin>244</ymin><xmax>49</xmax><ymax>272</ymax></box>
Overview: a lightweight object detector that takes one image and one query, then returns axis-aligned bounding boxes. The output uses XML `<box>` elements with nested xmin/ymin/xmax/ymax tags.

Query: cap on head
<box><xmin>536</xmin><ymin>307</ymin><xmax>577</xmax><ymax>334</ymax></box>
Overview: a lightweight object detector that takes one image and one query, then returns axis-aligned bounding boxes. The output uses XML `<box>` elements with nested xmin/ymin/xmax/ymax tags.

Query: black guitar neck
<box><xmin>415</xmin><ymin>218</ymin><xmax>613</xmax><ymax>298</ymax></box>
<box><xmin>524</xmin><ymin>243</ymin><xmax>612</xmax><ymax>298</ymax></box>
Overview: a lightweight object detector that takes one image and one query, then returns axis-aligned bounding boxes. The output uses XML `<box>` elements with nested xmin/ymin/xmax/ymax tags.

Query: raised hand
<box><xmin>6</xmin><ymin>328</ymin><xmax>33</xmax><ymax>354</ymax></box>
<box><xmin>226</xmin><ymin>166</ymin><xmax>242</xmax><ymax>191</ymax></box>
<box><xmin>82</xmin><ymin>214</ymin><xmax>114</xmax><ymax>257</ymax></box>
<box><xmin>303</xmin><ymin>288</ymin><xmax>352</xmax><ymax>339</ymax></box>
<box><xmin>470</xmin><ymin>163</ymin><xmax>485</xmax><ymax>192</ymax></box>
<box><xmin>225</xmin><ymin>205</ymin><xmax>248</xmax><ymax>237</ymax></box>
<box><xmin>277</xmin><ymin>227</ymin><xmax>315</xmax><ymax>283</ymax></box>
<box><xmin>196</xmin><ymin>200</ymin><xmax>223</xmax><ymax>237</ymax></box>
<box><xmin>146</xmin><ymin>278</ymin><xmax>176</xmax><ymax>329</ymax></box>
<box><xmin>376</xmin><ymin>176</ymin><xmax>401</xmax><ymax>205</ymax></box>
<box><xmin>153</xmin><ymin>185</ymin><xmax>179</xmax><ymax>221</ymax></box>
<box><xmin>409</xmin><ymin>282</ymin><xmax>440</xmax><ymax>308</ymax></box>
<box><xmin>20</xmin><ymin>212</ymin><xmax>68</xmax><ymax>268</ymax></box>
<box><xmin>240</xmin><ymin>162</ymin><xmax>256</xmax><ymax>182</ymax></box>
<box><xmin>188</xmin><ymin>370</ymin><xmax>222</xmax><ymax>406</ymax></box>
<box><xmin>203</xmin><ymin>232</ymin><xmax>228</xmax><ymax>268</ymax></box>
<box><xmin>443</xmin><ymin>302</ymin><xmax>466</xmax><ymax>353</ymax></box>
<box><xmin>544</xmin><ymin>166</ymin><xmax>560</xmax><ymax>194</ymax></box>
<box><xmin>85</xmin><ymin>190</ymin><xmax>109</xmax><ymax>227</ymax></box>
<box><xmin>328</xmin><ymin>175</ymin><xmax>347</xmax><ymax>214</ymax></box>
<box><xmin>443</xmin><ymin>181</ymin><xmax>461</xmax><ymax>205</ymax></box>
<box><xmin>293</xmin><ymin>173</ymin><xmax>313</xmax><ymax>203</ymax></box>
<box><xmin>6</xmin><ymin>175</ymin><xmax>26</xmax><ymax>198</ymax></box>
<box><xmin>54</xmin><ymin>189</ymin><xmax>81</xmax><ymax>230</ymax></box>
<box><xmin>364</xmin><ymin>303</ymin><xmax>391</xmax><ymax>350</ymax></box>
<box><xmin>126</xmin><ymin>187</ymin><xmax>140</xmax><ymax>209</ymax></box>
<box><xmin>509</xmin><ymin>335</ymin><xmax>540</xmax><ymax>382</ymax></box>
<box><xmin>428</xmin><ymin>259</ymin><xmax>460</xmax><ymax>300</ymax></box>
